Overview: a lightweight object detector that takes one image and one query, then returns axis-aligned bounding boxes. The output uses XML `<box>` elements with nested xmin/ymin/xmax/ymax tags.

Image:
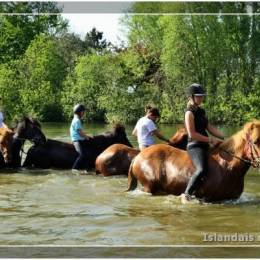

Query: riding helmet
<box><xmin>73</xmin><ymin>104</ymin><xmax>86</xmax><ymax>114</ymax></box>
<box><xmin>186</xmin><ymin>83</ymin><xmax>206</xmax><ymax>97</ymax></box>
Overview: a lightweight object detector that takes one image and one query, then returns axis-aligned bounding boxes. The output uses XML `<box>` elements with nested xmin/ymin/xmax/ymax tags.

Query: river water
<box><xmin>0</xmin><ymin>123</ymin><xmax>260</xmax><ymax>257</ymax></box>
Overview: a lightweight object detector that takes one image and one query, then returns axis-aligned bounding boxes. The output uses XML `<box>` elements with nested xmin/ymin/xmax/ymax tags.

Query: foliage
<box><xmin>1</xmin><ymin>2</ymin><xmax>260</xmax><ymax>125</ymax></box>
<box><xmin>0</xmin><ymin>2</ymin><xmax>67</xmax><ymax>63</ymax></box>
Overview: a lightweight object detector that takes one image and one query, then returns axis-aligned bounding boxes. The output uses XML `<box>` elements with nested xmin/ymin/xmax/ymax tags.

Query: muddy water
<box><xmin>0</xmin><ymin>123</ymin><xmax>259</xmax><ymax>257</ymax></box>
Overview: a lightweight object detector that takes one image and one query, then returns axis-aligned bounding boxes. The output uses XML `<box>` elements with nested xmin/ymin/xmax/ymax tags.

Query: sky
<box><xmin>62</xmin><ymin>14</ymin><xmax>128</xmax><ymax>45</ymax></box>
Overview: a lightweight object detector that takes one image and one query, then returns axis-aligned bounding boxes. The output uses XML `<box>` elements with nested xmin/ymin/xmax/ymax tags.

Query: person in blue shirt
<box><xmin>70</xmin><ymin>104</ymin><xmax>91</xmax><ymax>172</ymax></box>
<box><xmin>0</xmin><ymin>97</ymin><xmax>8</xmax><ymax>129</ymax></box>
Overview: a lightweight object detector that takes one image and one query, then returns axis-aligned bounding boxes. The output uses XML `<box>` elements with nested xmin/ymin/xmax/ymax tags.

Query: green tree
<box><xmin>0</xmin><ymin>2</ymin><xmax>67</xmax><ymax>63</ymax></box>
<box><xmin>61</xmin><ymin>53</ymin><xmax>109</xmax><ymax>121</ymax></box>
<box><xmin>84</xmin><ymin>28</ymin><xmax>111</xmax><ymax>53</ymax></box>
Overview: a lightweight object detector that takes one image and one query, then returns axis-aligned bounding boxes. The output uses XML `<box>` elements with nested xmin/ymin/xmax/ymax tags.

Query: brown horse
<box><xmin>95</xmin><ymin>144</ymin><xmax>140</xmax><ymax>176</ymax></box>
<box><xmin>95</xmin><ymin>127</ymin><xmax>188</xmax><ymax>177</ymax></box>
<box><xmin>127</xmin><ymin>120</ymin><xmax>260</xmax><ymax>202</ymax></box>
<box><xmin>0</xmin><ymin>127</ymin><xmax>14</xmax><ymax>165</ymax></box>
<box><xmin>169</xmin><ymin>126</ymin><xmax>188</xmax><ymax>150</ymax></box>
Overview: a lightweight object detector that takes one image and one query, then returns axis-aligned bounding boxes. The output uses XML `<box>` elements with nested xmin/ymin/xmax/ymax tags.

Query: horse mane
<box><xmin>22</xmin><ymin>116</ymin><xmax>42</xmax><ymax>128</ymax></box>
<box><xmin>29</xmin><ymin>117</ymin><xmax>42</xmax><ymax>128</ymax></box>
<box><xmin>112</xmin><ymin>123</ymin><xmax>126</xmax><ymax>135</ymax></box>
<box><xmin>213</xmin><ymin>119</ymin><xmax>260</xmax><ymax>154</ymax></box>
<box><xmin>0</xmin><ymin>127</ymin><xmax>13</xmax><ymax>136</ymax></box>
<box><xmin>214</xmin><ymin>130</ymin><xmax>245</xmax><ymax>154</ymax></box>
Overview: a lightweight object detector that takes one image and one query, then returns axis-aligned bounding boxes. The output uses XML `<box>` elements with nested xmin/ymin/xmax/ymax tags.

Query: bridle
<box><xmin>245</xmin><ymin>132</ymin><xmax>260</xmax><ymax>168</ymax></box>
<box><xmin>219</xmin><ymin>132</ymin><xmax>260</xmax><ymax>168</ymax></box>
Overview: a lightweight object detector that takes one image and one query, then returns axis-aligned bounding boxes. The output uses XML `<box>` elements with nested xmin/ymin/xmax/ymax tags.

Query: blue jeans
<box><xmin>185</xmin><ymin>143</ymin><xmax>209</xmax><ymax>196</ymax></box>
<box><xmin>72</xmin><ymin>140</ymin><xmax>88</xmax><ymax>170</ymax></box>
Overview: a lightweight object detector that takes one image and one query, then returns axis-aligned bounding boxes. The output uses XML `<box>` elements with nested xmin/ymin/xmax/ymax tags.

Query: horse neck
<box><xmin>214</xmin><ymin>130</ymin><xmax>251</xmax><ymax>176</ymax></box>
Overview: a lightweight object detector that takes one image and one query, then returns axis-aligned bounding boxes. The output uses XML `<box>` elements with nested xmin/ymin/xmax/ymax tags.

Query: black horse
<box><xmin>23</xmin><ymin>124</ymin><xmax>133</xmax><ymax>169</ymax></box>
<box><xmin>0</xmin><ymin>117</ymin><xmax>46</xmax><ymax>168</ymax></box>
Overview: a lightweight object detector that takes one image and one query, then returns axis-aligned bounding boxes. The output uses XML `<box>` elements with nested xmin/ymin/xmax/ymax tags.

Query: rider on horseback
<box><xmin>181</xmin><ymin>83</ymin><xmax>225</xmax><ymax>203</ymax></box>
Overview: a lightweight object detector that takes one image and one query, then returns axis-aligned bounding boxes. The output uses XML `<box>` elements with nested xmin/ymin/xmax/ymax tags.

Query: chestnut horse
<box><xmin>95</xmin><ymin>144</ymin><xmax>140</xmax><ymax>176</ymax></box>
<box><xmin>95</xmin><ymin>127</ymin><xmax>188</xmax><ymax>177</ymax></box>
<box><xmin>0</xmin><ymin>128</ymin><xmax>14</xmax><ymax>165</ymax></box>
<box><xmin>127</xmin><ymin>120</ymin><xmax>260</xmax><ymax>202</ymax></box>
<box><xmin>0</xmin><ymin>117</ymin><xmax>46</xmax><ymax>168</ymax></box>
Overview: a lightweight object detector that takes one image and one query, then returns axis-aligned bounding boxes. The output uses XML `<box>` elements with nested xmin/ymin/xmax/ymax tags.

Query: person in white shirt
<box><xmin>132</xmin><ymin>107</ymin><xmax>171</xmax><ymax>150</ymax></box>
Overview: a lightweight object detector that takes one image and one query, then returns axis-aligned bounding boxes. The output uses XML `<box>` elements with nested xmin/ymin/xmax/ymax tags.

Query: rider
<box><xmin>132</xmin><ymin>107</ymin><xmax>172</xmax><ymax>150</ymax></box>
<box><xmin>180</xmin><ymin>83</ymin><xmax>225</xmax><ymax>203</ymax></box>
<box><xmin>70</xmin><ymin>104</ymin><xmax>91</xmax><ymax>173</ymax></box>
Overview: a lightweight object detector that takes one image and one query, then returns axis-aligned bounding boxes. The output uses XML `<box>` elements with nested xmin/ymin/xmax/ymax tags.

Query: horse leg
<box><xmin>143</xmin><ymin>184</ymin><xmax>152</xmax><ymax>193</ymax></box>
<box><xmin>126</xmin><ymin>160</ymin><xmax>138</xmax><ymax>191</ymax></box>
<box><xmin>22</xmin><ymin>155</ymin><xmax>31</xmax><ymax>168</ymax></box>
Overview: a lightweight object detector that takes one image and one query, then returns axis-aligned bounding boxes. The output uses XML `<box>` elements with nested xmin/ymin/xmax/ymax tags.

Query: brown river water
<box><xmin>0</xmin><ymin>123</ymin><xmax>260</xmax><ymax>257</ymax></box>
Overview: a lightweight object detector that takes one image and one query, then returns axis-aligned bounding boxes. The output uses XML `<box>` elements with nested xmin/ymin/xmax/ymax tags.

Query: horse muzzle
<box><xmin>252</xmin><ymin>158</ymin><xmax>260</xmax><ymax>168</ymax></box>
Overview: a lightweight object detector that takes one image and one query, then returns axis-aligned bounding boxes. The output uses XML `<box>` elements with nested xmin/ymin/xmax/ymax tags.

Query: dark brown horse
<box><xmin>127</xmin><ymin>120</ymin><xmax>260</xmax><ymax>202</ymax></box>
<box><xmin>95</xmin><ymin>127</ymin><xmax>188</xmax><ymax>177</ymax></box>
<box><xmin>23</xmin><ymin>124</ymin><xmax>133</xmax><ymax>169</ymax></box>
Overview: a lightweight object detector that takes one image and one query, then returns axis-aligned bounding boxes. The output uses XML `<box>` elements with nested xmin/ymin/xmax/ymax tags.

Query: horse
<box><xmin>168</xmin><ymin>126</ymin><xmax>188</xmax><ymax>150</ymax></box>
<box><xmin>22</xmin><ymin>124</ymin><xmax>133</xmax><ymax>169</ymax></box>
<box><xmin>0</xmin><ymin>117</ymin><xmax>46</xmax><ymax>168</ymax></box>
<box><xmin>127</xmin><ymin>120</ymin><xmax>260</xmax><ymax>202</ymax></box>
<box><xmin>0</xmin><ymin>127</ymin><xmax>14</xmax><ymax>166</ymax></box>
<box><xmin>95</xmin><ymin>144</ymin><xmax>140</xmax><ymax>176</ymax></box>
<box><xmin>95</xmin><ymin>127</ymin><xmax>188</xmax><ymax>177</ymax></box>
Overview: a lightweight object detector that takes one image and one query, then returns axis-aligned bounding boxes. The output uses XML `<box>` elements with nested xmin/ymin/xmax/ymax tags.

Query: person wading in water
<box><xmin>132</xmin><ymin>107</ymin><xmax>172</xmax><ymax>150</ymax></box>
<box><xmin>180</xmin><ymin>83</ymin><xmax>225</xmax><ymax>204</ymax></box>
<box><xmin>70</xmin><ymin>104</ymin><xmax>92</xmax><ymax>174</ymax></box>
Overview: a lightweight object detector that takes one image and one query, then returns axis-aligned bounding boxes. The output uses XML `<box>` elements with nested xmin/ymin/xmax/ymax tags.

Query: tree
<box><xmin>61</xmin><ymin>53</ymin><xmax>109</xmax><ymax>121</ymax></box>
<box><xmin>84</xmin><ymin>28</ymin><xmax>111</xmax><ymax>53</ymax></box>
<box><xmin>0</xmin><ymin>2</ymin><xmax>67</xmax><ymax>63</ymax></box>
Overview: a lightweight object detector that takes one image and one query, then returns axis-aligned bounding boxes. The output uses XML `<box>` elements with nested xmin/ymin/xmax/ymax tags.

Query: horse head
<box><xmin>0</xmin><ymin>128</ymin><xmax>14</xmax><ymax>163</ymax></box>
<box><xmin>113</xmin><ymin>123</ymin><xmax>133</xmax><ymax>147</ymax></box>
<box><xmin>242</xmin><ymin>120</ymin><xmax>260</xmax><ymax>168</ymax></box>
<box><xmin>169</xmin><ymin>127</ymin><xmax>188</xmax><ymax>150</ymax></box>
<box><xmin>14</xmin><ymin>116</ymin><xmax>46</xmax><ymax>145</ymax></box>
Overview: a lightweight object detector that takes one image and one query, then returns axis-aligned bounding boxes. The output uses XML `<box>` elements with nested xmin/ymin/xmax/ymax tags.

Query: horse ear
<box><xmin>244</xmin><ymin>121</ymin><xmax>255</xmax><ymax>134</ymax></box>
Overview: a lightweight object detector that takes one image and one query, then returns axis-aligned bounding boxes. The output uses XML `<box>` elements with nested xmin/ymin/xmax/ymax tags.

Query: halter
<box><xmin>219</xmin><ymin>132</ymin><xmax>260</xmax><ymax>168</ymax></box>
<box><xmin>245</xmin><ymin>132</ymin><xmax>260</xmax><ymax>168</ymax></box>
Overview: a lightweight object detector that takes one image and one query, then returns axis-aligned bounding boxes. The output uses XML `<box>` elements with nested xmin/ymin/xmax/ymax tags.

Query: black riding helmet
<box><xmin>186</xmin><ymin>83</ymin><xmax>206</xmax><ymax>97</ymax></box>
<box><xmin>73</xmin><ymin>104</ymin><xmax>86</xmax><ymax>114</ymax></box>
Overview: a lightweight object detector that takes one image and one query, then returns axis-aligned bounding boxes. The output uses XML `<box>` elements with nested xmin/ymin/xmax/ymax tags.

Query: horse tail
<box><xmin>126</xmin><ymin>159</ymin><xmax>138</xmax><ymax>192</ymax></box>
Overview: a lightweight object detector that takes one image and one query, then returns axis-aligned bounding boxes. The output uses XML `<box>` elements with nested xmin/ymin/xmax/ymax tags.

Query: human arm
<box><xmin>78</xmin><ymin>128</ymin><xmax>89</xmax><ymax>138</ymax></box>
<box><xmin>152</xmin><ymin>129</ymin><xmax>170</xmax><ymax>143</ymax></box>
<box><xmin>132</xmin><ymin>126</ymin><xmax>137</xmax><ymax>137</ymax></box>
<box><xmin>74</xmin><ymin>120</ymin><xmax>92</xmax><ymax>139</ymax></box>
<box><xmin>206</xmin><ymin>123</ymin><xmax>225</xmax><ymax>140</ymax></box>
<box><xmin>185</xmin><ymin>111</ymin><xmax>220</xmax><ymax>145</ymax></box>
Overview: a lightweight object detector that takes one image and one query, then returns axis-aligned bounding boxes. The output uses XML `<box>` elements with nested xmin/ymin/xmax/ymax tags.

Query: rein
<box><xmin>218</xmin><ymin>147</ymin><xmax>252</xmax><ymax>166</ymax></box>
<box><xmin>218</xmin><ymin>133</ymin><xmax>260</xmax><ymax>168</ymax></box>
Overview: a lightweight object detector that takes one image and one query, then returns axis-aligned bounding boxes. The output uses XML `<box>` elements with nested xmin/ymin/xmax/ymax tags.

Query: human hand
<box><xmin>85</xmin><ymin>135</ymin><xmax>93</xmax><ymax>141</ymax></box>
<box><xmin>209</xmin><ymin>137</ymin><xmax>223</xmax><ymax>147</ymax></box>
<box><xmin>167</xmin><ymin>140</ymin><xmax>175</xmax><ymax>146</ymax></box>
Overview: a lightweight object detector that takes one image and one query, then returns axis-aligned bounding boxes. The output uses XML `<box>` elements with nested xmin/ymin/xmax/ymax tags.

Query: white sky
<box><xmin>62</xmin><ymin>14</ymin><xmax>128</xmax><ymax>45</ymax></box>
